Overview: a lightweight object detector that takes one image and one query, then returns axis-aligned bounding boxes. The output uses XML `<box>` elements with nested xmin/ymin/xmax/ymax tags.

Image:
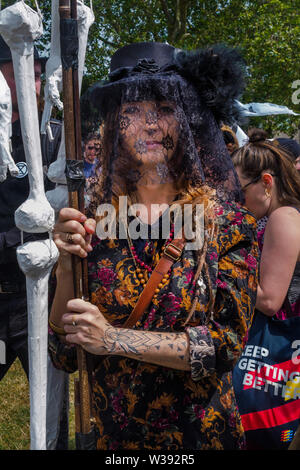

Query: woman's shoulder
<box><xmin>214</xmin><ymin>200</ymin><xmax>258</xmax><ymax>255</ymax></box>
<box><xmin>268</xmin><ymin>205</ymin><xmax>300</xmax><ymax>224</ymax></box>
<box><xmin>215</xmin><ymin>200</ymin><xmax>257</xmax><ymax>231</ymax></box>
<box><xmin>265</xmin><ymin>206</ymin><xmax>300</xmax><ymax>244</ymax></box>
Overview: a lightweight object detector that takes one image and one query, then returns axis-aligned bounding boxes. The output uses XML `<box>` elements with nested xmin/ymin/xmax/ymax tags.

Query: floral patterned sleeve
<box><xmin>186</xmin><ymin>208</ymin><xmax>258</xmax><ymax>381</ymax></box>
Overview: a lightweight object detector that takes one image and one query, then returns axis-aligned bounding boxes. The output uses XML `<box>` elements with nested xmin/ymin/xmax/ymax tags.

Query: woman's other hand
<box><xmin>53</xmin><ymin>208</ymin><xmax>96</xmax><ymax>261</ymax></box>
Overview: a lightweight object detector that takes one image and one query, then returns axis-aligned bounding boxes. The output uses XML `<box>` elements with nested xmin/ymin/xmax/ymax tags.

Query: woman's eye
<box><xmin>123</xmin><ymin>106</ymin><xmax>140</xmax><ymax>115</ymax></box>
<box><xmin>158</xmin><ymin>106</ymin><xmax>175</xmax><ymax>115</ymax></box>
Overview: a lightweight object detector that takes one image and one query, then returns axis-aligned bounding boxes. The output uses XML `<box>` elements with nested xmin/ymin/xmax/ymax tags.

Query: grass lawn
<box><xmin>0</xmin><ymin>359</ymin><xmax>76</xmax><ymax>450</ymax></box>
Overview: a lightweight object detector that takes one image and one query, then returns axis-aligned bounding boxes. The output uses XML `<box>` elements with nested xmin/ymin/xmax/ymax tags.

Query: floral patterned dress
<box><xmin>49</xmin><ymin>200</ymin><xmax>258</xmax><ymax>450</ymax></box>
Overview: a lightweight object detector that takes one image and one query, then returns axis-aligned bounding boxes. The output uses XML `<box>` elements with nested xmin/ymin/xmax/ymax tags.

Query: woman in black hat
<box><xmin>49</xmin><ymin>42</ymin><xmax>258</xmax><ymax>450</ymax></box>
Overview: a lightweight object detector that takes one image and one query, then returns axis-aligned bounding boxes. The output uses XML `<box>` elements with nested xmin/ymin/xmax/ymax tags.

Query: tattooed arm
<box><xmin>103</xmin><ymin>327</ymin><xmax>190</xmax><ymax>370</ymax></box>
<box><xmin>62</xmin><ymin>298</ymin><xmax>190</xmax><ymax>371</ymax></box>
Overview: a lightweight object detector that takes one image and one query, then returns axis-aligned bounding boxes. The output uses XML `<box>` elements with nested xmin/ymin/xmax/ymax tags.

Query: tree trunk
<box><xmin>160</xmin><ymin>0</ymin><xmax>191</xmax><ymax>44</ymax></box>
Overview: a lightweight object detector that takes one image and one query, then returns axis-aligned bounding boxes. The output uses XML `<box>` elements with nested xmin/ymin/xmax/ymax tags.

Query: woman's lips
<box><xmin>146</xmin><ymin>140</ymin><xmax>162</xmax><ymax>149</ymax></box>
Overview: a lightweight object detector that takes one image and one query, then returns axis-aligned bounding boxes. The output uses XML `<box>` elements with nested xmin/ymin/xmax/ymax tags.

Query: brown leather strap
<box><xmin>123</xmin><ymin>237</ymin><xmax>185</xmax><ymax>328</ymax></box>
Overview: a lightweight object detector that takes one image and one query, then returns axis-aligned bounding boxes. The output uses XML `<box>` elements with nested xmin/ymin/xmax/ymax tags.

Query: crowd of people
<box><xmin>0</xmin><ymin>32</ymin><xmax>299</xmax><ymax>451</ymax></box>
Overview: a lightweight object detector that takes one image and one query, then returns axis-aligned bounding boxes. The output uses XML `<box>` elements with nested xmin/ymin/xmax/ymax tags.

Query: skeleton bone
<box><xmin>46</xmin><ymin>180</ymin><xmax>69</xmax><ymax>212</ymax></box>
<box><xmin>16</xmin><ymin>239</ymin><xmax>59</xmax><ymax>450</ymax></box>
<box><xmin>40</xmin><ymin>0</ymin><xmax>63</xmax><ymax>141</ymax></box>
<box><xmin>45</xmin><ymin>0</ymin><xmax>94</xmax><ymax>212</ymax></box>
<box><xmin>0</xmin><ymin>1</ymin><xmax>55</xmax><ymax>233</ymax></box>
<box><xmin>0</xmin><ymin>1</ymin><xmax>58</xmax><ymax>450</ymax></box>
<box><xmin>0</xmin><ymin>70</ymin><xmax>18</xmax><ymax>181</ymax></box>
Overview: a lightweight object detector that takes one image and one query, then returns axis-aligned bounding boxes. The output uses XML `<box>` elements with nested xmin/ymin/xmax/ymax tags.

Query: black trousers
<box><xmin>0</xmin><ymin>292</ymin><xmax>69</xmax><ymax>449</ymax></box>
<box><xmin>0</xmin><ymin>293</ymin><xmax>29</xmax><ymax>380</ymax></box>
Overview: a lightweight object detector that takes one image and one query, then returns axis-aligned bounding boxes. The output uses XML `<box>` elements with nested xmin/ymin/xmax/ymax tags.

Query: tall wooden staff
<box><xmin>59</xmin><ymin>0</ymin><xmax>94</xmax><ymax>449</ymax></box>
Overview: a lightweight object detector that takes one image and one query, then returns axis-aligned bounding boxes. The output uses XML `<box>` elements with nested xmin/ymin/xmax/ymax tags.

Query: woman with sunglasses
<box><xmin>232</xmin><ymin>128</ymin><xmax>300</xmax><ymax>318</ymax></box>
<box><xmin>231</xmin><ymin>128</ymin><xmax>300</xmax><ymax>449</ymax></box>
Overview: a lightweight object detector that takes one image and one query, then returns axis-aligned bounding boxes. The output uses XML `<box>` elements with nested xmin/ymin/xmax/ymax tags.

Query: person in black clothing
<box><xmin>0</xmin><ymin>34</ymin><xmax>70</xmax><ymax>451</ymax></box>
<box><xmin>0</xmin><ymin>35</ymin><xmax>61</xmax><ymax>380</ymax></box>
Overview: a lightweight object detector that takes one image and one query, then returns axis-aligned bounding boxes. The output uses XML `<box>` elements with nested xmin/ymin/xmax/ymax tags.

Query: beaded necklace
<box><xmin>126</xmin><ymin>222</ymin><xmax>174</xmax><ymax>300</ymax></box>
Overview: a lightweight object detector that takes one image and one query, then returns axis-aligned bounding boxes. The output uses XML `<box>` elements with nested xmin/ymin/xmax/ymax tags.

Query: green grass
<box><xmin>0</xmin><ymin>359</ymin><xmax>76</xmax><ymax>450</ymax></box>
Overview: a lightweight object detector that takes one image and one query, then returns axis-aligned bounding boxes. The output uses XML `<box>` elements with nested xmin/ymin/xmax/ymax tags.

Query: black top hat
<box><xmin>110</xmin><ymin>42</ymin><xmax>175</xmax><ymax>72</ymax></box>
<box><xmin>91</xmin><ymin>42</ymin><xmax>179</xmax><ymax>117</ymax></box>
<box><xmin>0</xmin><ymin>35</ymin><xmax>47</xmax><ymax>71</ymax></box>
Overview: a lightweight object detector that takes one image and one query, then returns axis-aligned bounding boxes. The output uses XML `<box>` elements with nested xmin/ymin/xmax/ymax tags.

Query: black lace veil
<box><xmin>88</xmin><ymin>42</ymin><xmax>246</xmax><ymax>212</ymax></box>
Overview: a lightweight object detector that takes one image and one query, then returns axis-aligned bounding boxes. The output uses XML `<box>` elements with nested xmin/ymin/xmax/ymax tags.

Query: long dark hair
<box><xmin>231</xmin><ymin>128</ymin><xmax>300</xmax><ymax>208</ymax></box>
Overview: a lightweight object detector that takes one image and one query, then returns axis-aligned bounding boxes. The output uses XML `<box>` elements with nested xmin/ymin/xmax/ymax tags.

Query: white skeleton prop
<box><xmin>45</xmin><ymin>0</ymin><xmax>94</xmax><ymax>213</ymax></box>
<box><xmin>0</xmin><ymin>70</ymin><xmax>19</xmax><ymax>181</ymax></box>
<box><xmin>0</xmin><ymin>1</ymin><xmax>54</xmax><ymax>232</ymax></box>
<box><xmin>40</xmin><ymin>0</ymin><xmax>63</xmax><ymax>141</ymax></box>
<box><xmin>0</xmin><ymin>1</ymin><xmax>59</xmax><ymax>450</ymax></box>
<box><xmin>234</xmin><ymin>100</ymin><xmax>299</xmax><ymax>147</ymax></box>
<box><xmin>17</xmin><ymin>239</ymin><xmax>59</xmax><ymax>450</ymax></box>
<box><xmin>234</xmin><ymin>125</ymin><xmax>249</xmax><ymax>147</ymax></box>
<box><xmin>236</xmin><ymin>99</ymin><xmax>300</xmax><ymax>117</ymax></box>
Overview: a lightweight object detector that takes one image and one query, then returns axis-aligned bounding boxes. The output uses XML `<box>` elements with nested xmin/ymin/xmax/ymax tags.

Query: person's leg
<box><xmin>0</xmin><ymin>345</ymin><xmax>18</xmax><ymax>380</ymax></box>
<box><xmin>55</xmin><ymin>374</ymin><xmax>69</xmax><ymax>450</ymax></box>
<box><xmin>46</xmin><ymin>358</ymin><xmax>70</xmax><ymax>450</ymax></box>
<box><xmin>16</xmin><ymin>342</ymin><xmax>29</xmax><ymax>379</ymax></box>
<box><xmin>0</xmin><ymin>296</ymin><xmax>16</xmax><ymax>380</ymax></box>
<box><xmin>7</xmin><ymin>294</ymin><xmax>29</xmax><ymax>378</ymax></box>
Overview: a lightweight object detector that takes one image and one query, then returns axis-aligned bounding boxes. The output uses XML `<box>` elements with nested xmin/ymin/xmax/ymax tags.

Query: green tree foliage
<box><xmin>1</xmin><ymin>0</ymin><xmax>299</xmax><ymax>135</ymax></box>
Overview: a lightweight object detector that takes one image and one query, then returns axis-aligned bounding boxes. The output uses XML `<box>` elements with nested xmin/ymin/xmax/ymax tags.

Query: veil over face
<box><xmin>89</xmin><ymin>42</ymin><xmax>246</xmax><ymax>208</ymax></box>
<box><xmin>118</xmin><ymin>100</ymin><xmax>180</xmax><ymax>186</ymax></box>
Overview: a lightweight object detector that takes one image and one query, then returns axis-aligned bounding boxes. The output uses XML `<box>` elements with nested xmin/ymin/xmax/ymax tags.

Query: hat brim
<box><xmin>91</xmin><ymin>72</ymin><xmax>187</xmax><ymax>118</ymax></box>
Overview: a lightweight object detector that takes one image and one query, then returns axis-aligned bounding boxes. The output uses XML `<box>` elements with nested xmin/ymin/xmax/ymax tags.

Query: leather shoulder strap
<box><xmin>123</xmin><ymin>237</ymin><xmax>185</xmax><ymax>329</ymax></box>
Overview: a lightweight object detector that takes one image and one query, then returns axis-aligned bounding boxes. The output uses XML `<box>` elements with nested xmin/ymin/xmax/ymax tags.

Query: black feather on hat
<box><xmin>174</xmin><ymin>44</ymin><xmax>246</xmax><ymax>124</ymax></box>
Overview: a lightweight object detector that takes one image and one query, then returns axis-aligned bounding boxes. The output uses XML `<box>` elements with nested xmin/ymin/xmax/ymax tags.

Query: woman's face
<box><xmin>84</xmin><ymin>138</ymin><xmax>101</xmax><ymax>164</ymax></box>
<box><xmin>235</xmin><ymin>166</ymin><xmax>272</xmax><ymax>219</ymax></box>
<box><xmin>118</xmin><ymin>101</ymin><xmax>180</xmax><ymax>170</ymax></box>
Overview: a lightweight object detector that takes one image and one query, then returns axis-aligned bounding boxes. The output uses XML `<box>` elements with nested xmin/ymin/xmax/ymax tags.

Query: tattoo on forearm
<box><xmin>104</xmin><ymin>327</ymin><xmax>163</xmax><ymax>357</ymax></box>
<box><xmin>104</xmin><ymin>327</ymin><xmax>188</xmax><ymax>366</ymax></box>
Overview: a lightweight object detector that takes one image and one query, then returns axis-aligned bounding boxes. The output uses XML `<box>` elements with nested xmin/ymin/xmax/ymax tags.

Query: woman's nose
<box><xmin>144</xmin><ymin>113</ymin><xmax>159</xmax><ymax>136</ymax></box>
<box><xmin>144</xmin><ymin>110</ymin><xmax>159</xmax><ymax>127</ymax></box>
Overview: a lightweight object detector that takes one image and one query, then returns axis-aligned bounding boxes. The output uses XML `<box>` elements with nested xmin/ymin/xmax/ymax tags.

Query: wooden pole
<box><xmin>59</xmin><ymin>0</ymin><xmax>93</xmax><ymax>442</ymax></box>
